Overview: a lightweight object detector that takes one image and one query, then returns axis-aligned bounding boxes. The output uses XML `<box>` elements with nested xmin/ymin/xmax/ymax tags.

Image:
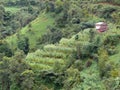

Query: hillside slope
<box><xmin>1</xmin><ymin>0</ymin><xmax>120</xmax><ymax>90</ymax></box>
<box><xmin>26</xmin><ymin>24</ymin><xmax>120</xmax><ymax>89</ymax></box>
<box><xmin>6</xmin><ymin>12</ymin><xmax>55</xmax><ymax>50</ymax></box>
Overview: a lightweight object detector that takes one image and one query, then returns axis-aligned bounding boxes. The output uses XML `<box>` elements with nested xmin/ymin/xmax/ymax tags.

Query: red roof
<box><xmin>95</xmin><ymin>22</ymin><xmax>108</xmax><ymax>32</ymax></box>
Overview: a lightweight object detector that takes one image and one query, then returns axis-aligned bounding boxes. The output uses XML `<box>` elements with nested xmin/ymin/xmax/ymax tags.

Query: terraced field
<box><xmin>25</xmin><ymin>24</ymin><xmax>120</xmax><ymax>89</ymax></box>
<box><xmin>26</xmin><ymin>42</ymin><xmax>76</xmax><ymax>72</ymax></box>
<box><xmin>1</xmin><ymin>0</ymin><xmax>120</xmax><ymax>89</ymax></box>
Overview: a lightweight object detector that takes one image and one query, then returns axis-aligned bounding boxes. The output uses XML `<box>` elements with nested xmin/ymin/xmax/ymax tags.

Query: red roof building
<box><xmin>95</xmin><ymin>22</ymin><xmax>108</xmax><ymax>32</ymax></box>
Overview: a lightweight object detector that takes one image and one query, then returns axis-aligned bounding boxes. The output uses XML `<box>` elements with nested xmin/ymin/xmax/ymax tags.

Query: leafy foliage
<box><xmin>17</xmin><ymin>36</ymin><xmax>29</xmax><ymax>54</ymax></box>
<box><xmin>0</xmin><ymin>0</ymin><xmax>120</xmax><ymax>90</ymax></box>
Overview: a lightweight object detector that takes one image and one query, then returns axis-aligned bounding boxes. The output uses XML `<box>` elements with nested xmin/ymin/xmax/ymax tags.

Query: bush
<box><xmin>103</xmin><ymin>77</ymin><xmax>120</xmax><ymax>90</ymax></box>
<box><xmin>107</xmin><ymin>48</ymin><xmax>118</xmax><ymax>55</ymax></box>
<box><xmin>104</xmin><ymin>34</ymin><xmax>120</xmax><ymax>46</ymax></box>
<box><xmin>98</xmin><ymin>6</ymin><xmax>116</xmax><ymax>20</ymax></box>
<box><xmin>0</xmin><ymin>40</ymin><xmax>12</xmax><ymax>57</ymax></box>
<box><xmin>80</xmin><ymin>21</ymin><xmax>94</xmax><ymax>30</ymax></box>
<box><xmin>17</xmin><ymin>37</ymin><xmax>29</xmax><ymax>54</ymax></box>
<box><xmin>38</xmin><ymin>27</ymin><xmax>62</xmax><ymax>44</ymax></box>
<box><xmin>98</xmin><ymin>47</ymin><xmax>109</xmax><ymax>77</ymax></box>
<box><xmin>80</xmin><ymin>42</ymin><xmax>96</xmax><ymax>59</ymax></box>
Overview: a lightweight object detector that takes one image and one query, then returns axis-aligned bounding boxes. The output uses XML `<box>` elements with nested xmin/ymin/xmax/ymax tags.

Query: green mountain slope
<box><xmin>1</xmin><ymin>0</ymin><xmax>120</xmax><ymax>89</ymax></box>
<box><xmin>25</xmin><ymin>23</ymin><xmax>120</xmax><ymax>89</ymax></box>
<box><xmin>6</xmin><ymin>12</ymin><xmax>55</xmax><ymax>50</ymax></box>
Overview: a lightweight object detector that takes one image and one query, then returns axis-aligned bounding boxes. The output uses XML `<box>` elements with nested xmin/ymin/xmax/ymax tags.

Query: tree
<box><xmin>3</xmin><ymin>11</ymin><xmax>12</xmax><ymax>21</ymax></box>
<box><xmin>63</xmin><ymin>67</ymin><xmax>80</xmax><ymax>90</ymax></box>
<box><xmin>0</xmin><ymin>5</ymin><xmax>5</xmax><ymax>21</ymax></box>
<box><xmin>9</xmin><ymin>51</ymin><xmax>34</xmax><ymax>90</ymax></box>
<box><xmin>0</xmin><ymin>56</ymin><xmax>11</xmax><ymax>90</ymax></box>
<box><xmin>45</xmin><ymin>1</ymin><xmax>55</xmax><ymax>12</ymax></box>
<box><xmin>38</xmin><ymin>27</ymin><xmax>62</xmax><ymax>44</ymax></box>
<box><xmin>0</xmin><ymin>40</ymin><xmax>12</xmax><ymax>57</ymax></box>
<box><xmin>55</xmin><ymin>0</ymin><xmax>64</xmax><ymax>13</ymax></box>
<box><xmin>18</xmin><ymin>0</ymin><xmax>30</xmax><ymax>6</ymax></box>
<box><xmin>20</xmin><ymin>70</ymin><xmax>34</xmax><ymax>90</ymax></box>
<box><xmin>17</xmin><ymin>37</ymin><xmax>29</xmax><ymax>54</ymax></box>
<box><xmin>98</xmin><ymin>47</ymin><xmax>109</xmax><ymax>77</ymax></box>
<box><xmin>28</xmin><ymin>5</ymin><xmax>34</xmax><ymax>14</ymax></box>
<box><xmin>55</xmin><ymin>11</ymin><xmax>68</xmax><ymax>27</ymax></box>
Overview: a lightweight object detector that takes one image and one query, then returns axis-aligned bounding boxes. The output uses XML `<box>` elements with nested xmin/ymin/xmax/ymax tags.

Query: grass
<box><xmin>109</xmin><ymin>44</ymin><xmax>120</xmax><ymax>65</ymax></box>
<box><xmin>5</xmin><ymin>7</ymin><xmax>20</xmax><ymax>13</ymax></box>
<box><xmin>78</xmin><ymin>62</ymin><xmax>106</xmax><ymax>90</ymax></box>
<box><xmin>20</xmin><ymin>12</ymin><xmax>55</xmax><ymax>49</ymax></box>
<box><xmin>6</xmin><ymin>12</ymin><xmax>55</xmax><ymax>50</ymax></box>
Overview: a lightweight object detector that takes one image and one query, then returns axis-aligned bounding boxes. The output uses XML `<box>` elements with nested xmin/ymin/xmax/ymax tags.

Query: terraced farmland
<box><xmin>25</xmin><ymin>29</ymin><xmax>95</xmax><ymax>72</ymax></box>
<box><xmin>25</xmin><ymin>25</ymin><xmax>120</xmax><ymax>77</ymax></box>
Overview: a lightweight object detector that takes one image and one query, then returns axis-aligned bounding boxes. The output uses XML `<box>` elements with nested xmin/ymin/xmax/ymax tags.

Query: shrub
<box><xmin>38</xmin><ymin>27</ymin><xmax>62</xmax><ymax>44</ymax></box>
<box><xmin>110</xmin><ymin>69</ymin><xmax>120</xmax><ymax>78</ymax></box>
<box><xmin>103</xmin><ymin>77</ymin><xmax>120</xmax><ymax>90</ymax></box>
<box><xmin>17</xmin><ymin>37</ymin><xmax>29</xmax><ymax>54</ymax></box>
<box><xmin>85</xmin><ymin>59</ymin><xmax>93</xmax><ymax>67</ymax></box>
<box><xmin>0</xmin><ymin>40</ymin><xmax>12</xmax><ymax>57</ymax></box>
<box><xmin>98</xmin><ymin>47</ymin><xmax>109</xmax><ymax>77</ymax></box>
<box><xmin>63</xmin><ymin>67</ymin><xmax>80</xmax><ymax>90</ymax></box>
<box><xmin>98</xmin><ymin>6</ymin><xmax>116</xmax><ymax>20</ymax></box>
<box><xmin>104</xmin><ymin>34</ymin><xmax>120</xmax><ymax>46</ymax></box>
<box><xmin>73</xmin><ymin>60</ymin><xmax>83</xmax><ymax>71</ymax></box>
<box><xmin>81</xmin><ymin>21</ymin><xmax>94</xmax><ymax>29</ymax></box>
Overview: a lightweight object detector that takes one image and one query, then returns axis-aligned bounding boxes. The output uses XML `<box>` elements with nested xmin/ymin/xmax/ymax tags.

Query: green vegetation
<box><xmin>5</xmin><ymin>7</ymin><xmax>20</xmax><ymax>13</ymax></box>
<box><xmin>6</xmin><ymin>13</ymin><xmax>55</xmax><ymax>50</ymax></box>
<box><xmin>0</xmin><ymin>0</ymin><xmax>120</xmax><ymax>90</ymax></box>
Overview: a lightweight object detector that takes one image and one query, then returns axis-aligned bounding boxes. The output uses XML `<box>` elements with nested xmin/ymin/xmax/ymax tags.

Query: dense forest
<box><xmin>0</xmin><ymin>0</ymin><xmax>120</xmax><ymax>90</ymax></box>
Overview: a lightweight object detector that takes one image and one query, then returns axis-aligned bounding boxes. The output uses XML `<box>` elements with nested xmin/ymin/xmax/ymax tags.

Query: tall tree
<box><xmin>0</xmin><ymin>56</ymin><xmax>11</xmax><ymax>90</ymax></box>
<box><xmin>0</xmin><ymin>40</ymin><xmax>12</xmax><ymax>57</ymax></box>
<box><xmin>9</xmin><ymin>51</ymin><xmax>34</xmax><ymax>90</ymax></box>
<box><xmin>17</xmin><ymin>37</ymin><xmax>29</xmax><ymax>54</ymax></box>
